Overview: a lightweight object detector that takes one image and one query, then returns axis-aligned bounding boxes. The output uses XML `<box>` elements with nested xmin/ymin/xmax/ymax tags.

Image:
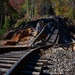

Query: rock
<box><xmin>12</xmin><ymin>28</ymin><xmax>33</xmax><ymax>42</ymax></box>
<box><xmin>3</xmin><ymin>28</ymin><xmax>38</xmax><ymax>46</ymax></box>
<box><xmin>41</xmin><ymin>47</ymin><xmax>75</xmax><ymax>75</ymax></box>
<box><xmin>12</xmin><ymin>33</ymin><xmax>22</xmax><ymax>42</ymax></box>
<box><xmin>20</xmin><ymin>36</ymin><xmax>30</xmax><ymax>42</ymax></box>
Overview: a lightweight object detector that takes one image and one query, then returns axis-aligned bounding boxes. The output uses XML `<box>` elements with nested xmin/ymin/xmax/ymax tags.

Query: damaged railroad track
<box><xmin>0</xmin><ymin>16</ymin><xmax>75</xmax><ymax>75</ymax></box>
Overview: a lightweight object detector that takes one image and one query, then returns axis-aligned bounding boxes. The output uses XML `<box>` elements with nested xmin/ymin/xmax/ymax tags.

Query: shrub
<box><xmin>0</xmin><ymin>29</ymin><xmax>6</xmax><ymax>35</ymax></box>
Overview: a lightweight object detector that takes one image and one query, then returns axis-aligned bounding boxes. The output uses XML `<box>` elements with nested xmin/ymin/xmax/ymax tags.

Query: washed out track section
<box><xmin>0</xmin><ymin>46</ymin><xmax>29</xmax><ymax>75</ymax></box>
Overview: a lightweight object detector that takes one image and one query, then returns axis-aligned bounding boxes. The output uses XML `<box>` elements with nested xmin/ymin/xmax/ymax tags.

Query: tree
<box><xmin>0</xmin><ymin>0</ymin><xmax>5</xmax><ymax>28</ymax></box>
<box><xmin>0</xmin><ymin>0</ymin><xmax>18</xmax><ymax>29</ymax></box>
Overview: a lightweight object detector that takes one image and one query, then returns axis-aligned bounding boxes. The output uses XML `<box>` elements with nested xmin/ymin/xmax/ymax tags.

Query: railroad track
<box><xmin>0</xmin><ymin>44</ymin><xmax>75</xmax><ymax>75</ymax></box>
<box><xmin>0</xmin><ymin>48</ymin><xmax>30</xmax><ymax>75</ymax></box>
<box><xmin>0</xmin><ymin>45</ymin><xmax>51</xmax><ymax>75</ymax></box>
<box><xmin>2</xmin><ymin>44</ymin><xmax>74</xmax><ymax>75</ymax></box>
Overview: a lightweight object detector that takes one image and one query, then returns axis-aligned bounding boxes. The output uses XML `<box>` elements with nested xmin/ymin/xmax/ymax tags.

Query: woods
<box><xmin>0</xmin><ymin>0</ymin><xmax>75</xmax><ymax>36</ymax></box>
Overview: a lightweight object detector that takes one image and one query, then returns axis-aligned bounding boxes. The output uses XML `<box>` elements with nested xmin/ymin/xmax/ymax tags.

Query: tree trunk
<box><xmin>0</xmin><ymin>1</ymin><xmax>5</xmax><ymax>28</ymax></box>
<box><xmin>72</xmin><ymin>0</ymin><xmax>75</xmax><ymax>19</ymax></box>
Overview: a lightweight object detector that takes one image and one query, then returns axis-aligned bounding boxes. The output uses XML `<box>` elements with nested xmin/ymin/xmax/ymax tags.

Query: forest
<box><xmin>0</xmin><ymin>0</ymin><xmax>75</xmax><ymax>37</ymax></box>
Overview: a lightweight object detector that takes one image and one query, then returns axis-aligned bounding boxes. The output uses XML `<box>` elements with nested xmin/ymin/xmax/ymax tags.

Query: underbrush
<box><xmin>0</xmin><ymin>29</ymin><xmax>6</xmax><ymax>36</ymax></box>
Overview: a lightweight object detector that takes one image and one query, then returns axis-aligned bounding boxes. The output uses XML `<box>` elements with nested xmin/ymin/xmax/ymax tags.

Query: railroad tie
<box><xmin>0</xmin><ymin>68</ymin><xmax>9</xmax><ymax>75</ymax></box>
<box><xmin>0</xmin><ymin>57</ymin><xmax>19</xmax><ymax>61</ymax></box>
<box><xmin>0</xmin><ymin>54</ymin><xmax>22</xmax><ymax>58</ymax></box>
<box><xmin>31</xmin><ymin>59</ymin><xmax>48</xmax><ymax>63</ymax></box>
<box><xmin>29</xmin><ymin>62</ymin><xmax>43</xmax><ymax>66</ymax></box>
<box><xmin>0</xmin><ymin>60</ymin><xmax>17</xmax><ymax>64</ymax></box>
<box><xmin>21</xmin><ymin>70</ymin><xmax>40</xmax><ymax>75</ymax></box>
<box><xmin>24</xmin><ymin>65</ymin><xmax>42</xmax><ymax>72</ymax></box>
<box><xmin>0</xmin><ymin>63</ymin><xmax>12</xmax><ymax>68</ymax></box>
<box><xmin>33</xmin><ymin>57</ymin><xmax>50</xmax><ymax>60</ymax></box>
